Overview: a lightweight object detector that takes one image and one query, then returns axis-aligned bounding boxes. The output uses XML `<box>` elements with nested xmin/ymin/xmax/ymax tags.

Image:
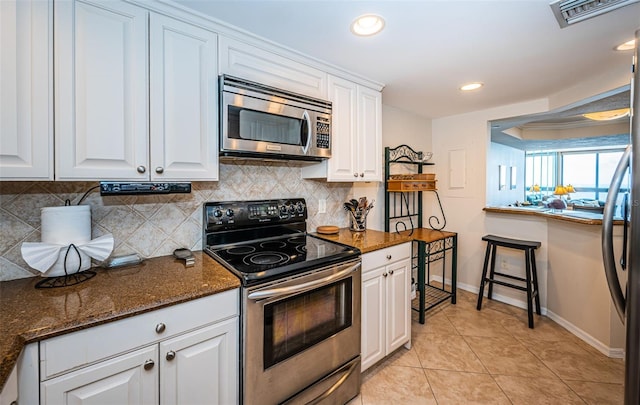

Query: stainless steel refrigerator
<box><xmin>602</xmin><ymin>28</ymin><xmax>640</xmax><ymax>405</ymax></box>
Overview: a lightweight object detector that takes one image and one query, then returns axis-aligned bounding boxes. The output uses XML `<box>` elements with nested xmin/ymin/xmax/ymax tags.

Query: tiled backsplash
<box><xmin>0</xmin><ymin>161</ymin><xmax>353</xmax><ymax>281</ymax></box>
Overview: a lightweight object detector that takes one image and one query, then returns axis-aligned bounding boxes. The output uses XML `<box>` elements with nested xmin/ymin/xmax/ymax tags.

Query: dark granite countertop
<box><xmin>312</xmin><ymin>228</ymin><xmax>457</xmax><ymax>253</ymax></box>
<box><xmin>313</xmin><ymin>228</ymin><xmax>413</xmax><ymax>253</ymax></box>
<box><xmin>0</xmin><ymin>251</ymin><xmax>240</xmax><ymax>391</ymax></box>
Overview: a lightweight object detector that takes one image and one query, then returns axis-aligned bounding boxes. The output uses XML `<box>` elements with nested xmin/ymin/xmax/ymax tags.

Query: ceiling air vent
<box><xmin>550</xmin><ymin>0</ymin><xmax>639</xmax><ymax>28</ymax></box>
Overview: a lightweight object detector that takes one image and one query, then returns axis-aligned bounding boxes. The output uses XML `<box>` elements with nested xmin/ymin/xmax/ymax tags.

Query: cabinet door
<box><xmin>357</xmin><ymin>86</ymin><xmax>382</xmax><ymax>181</ymax></box>
<box><xmin>0</xmin><ymin>0</ymin><xmax>52</xmax><ymax>180</ymax></box>
<box><xmin>361</xmin><ymin>266</ymin><xmax>386</xmax><ymax>372</ymax></box>
<box><xmin>326</xmin><ymin>75</ymin><xmax>358</xmax><ymax>181</ymax></box>
<box><xmin>55</xmin><ymin>0</ymin><xmax>148</xmax><ymax>180</ymax></box>
<box><xmin>386</xmin><ymin>258</ymin><xmax>411</xmax><ymax>353</ymax></box>
<box><xmin>149</xmin><ymin>14</ymin><xmax>218</xmax><ymax>181</ymax></box>
<box><xmin>41</xmin><ymin>346</ymin><xmax>158</xmax><ymax>405</ymax></box>
<box><xmin>219</xmin><ymin>36</ymin><xmax>327</xmax><ymax>99</ymax></box>
<box><xmin>160</xmin><ymin>318</ymin><xmax>238</xmax><ymax>405</ymax></box>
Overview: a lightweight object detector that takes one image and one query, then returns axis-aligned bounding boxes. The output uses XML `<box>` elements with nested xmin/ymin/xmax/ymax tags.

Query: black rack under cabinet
<box><xmin>384</xmin><ymin>144</ymin><xmax>457</xmax><ymax>324</ymax></box>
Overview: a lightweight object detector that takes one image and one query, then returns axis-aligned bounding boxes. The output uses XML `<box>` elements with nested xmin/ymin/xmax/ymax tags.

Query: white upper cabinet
<box><xmin>218</xmin><ymin>36</ymin><xmax>327</xmax><ymax>99</ymax></box>
<box><xmin>149</xmin><ymin>14</ymin><xmax>218</xmax><ymax>181</ymax></box>
<box><xmin>357</xmin><ymin>85</ymin><xmax>383</xmax><ymax>181</ymax></box>
<box><xmin>54</xmin><ymin>0</ymin><xmax>149</xmax><ymax>180</ymax></box>
<box><xmin>55</xmin><ymin>1</ymin><xmax>219</xmax><ymax>181</ymax></box>
<box><xmin>302</xmin><ymin>75</ymin><xmax>382</xmax><ymax>182</ymax></box>
<box><xmin>0</xmin><ymin>0</ymin><xmax>53</xmax><ymax>180</ymax></box>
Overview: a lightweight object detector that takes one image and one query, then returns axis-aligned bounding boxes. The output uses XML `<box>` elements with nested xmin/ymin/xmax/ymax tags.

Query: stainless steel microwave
<box><xmin>219</xmin><ymin>75</ymin><xmax>332</xmax><ymax>161</ymax></box>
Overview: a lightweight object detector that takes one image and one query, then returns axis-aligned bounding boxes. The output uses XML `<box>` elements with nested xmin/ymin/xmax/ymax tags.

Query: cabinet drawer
<box><xmin>362</xmin><ymin>242</ymin><xmax>411</xmax><ymax>272</ymax></box>
<box><xmin>40</xmin><ymin>289</ymin><xmax>239</xmax><ymax>380</ymax></box>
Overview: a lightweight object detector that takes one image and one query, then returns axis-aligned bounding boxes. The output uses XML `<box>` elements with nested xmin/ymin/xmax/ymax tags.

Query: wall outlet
<box><xmin>318</xmin><ymin>199</ymin><xmax>327</xmax><ymax>214</ymax></box>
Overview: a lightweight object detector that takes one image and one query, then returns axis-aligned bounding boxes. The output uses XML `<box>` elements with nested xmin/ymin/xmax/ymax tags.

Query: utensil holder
<box><xmin>349</xmin><ymin>215</ymin><xmax>367</xmax><ymax>232</ymax></box>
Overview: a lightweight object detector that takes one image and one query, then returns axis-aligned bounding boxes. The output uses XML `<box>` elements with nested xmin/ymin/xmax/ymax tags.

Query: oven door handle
<box><xmin>247</xmin><ymin>262</ymin><xmax>360</xmax><ymax>301</ymax></box>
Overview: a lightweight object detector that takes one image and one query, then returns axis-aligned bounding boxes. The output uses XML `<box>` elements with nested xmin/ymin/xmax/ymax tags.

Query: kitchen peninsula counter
<box><xmin>483</xmin><ymin>206</ymin><xmax>625</xmax><ymax>226</ymax></box>
<box><xmin>0</xmin><ymin>252</ymin><xmax>240</xmax><ymax>391</ymax></box>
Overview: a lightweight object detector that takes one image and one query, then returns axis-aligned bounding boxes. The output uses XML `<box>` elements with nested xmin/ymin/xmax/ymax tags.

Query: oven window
<box><xmin>228</xmin><ymin>106</ymin><xmax>305</xmax><ymax>146</ymax></box>
<box><xmin>263</xmin><ymin>279</ymin><xmax>352</xmax><ymax>369</ymax></box>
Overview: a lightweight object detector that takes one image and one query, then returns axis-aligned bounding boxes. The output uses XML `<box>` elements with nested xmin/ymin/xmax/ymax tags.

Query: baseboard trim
<box><xmin>545</xmin><ymin>309</ymin><xmax>625</xmax><ymax>359</ymax></box>
<box><xmin>432</xmin><ymin>277</ymin><xmax>624</xmax><ymax>358</ymax></box>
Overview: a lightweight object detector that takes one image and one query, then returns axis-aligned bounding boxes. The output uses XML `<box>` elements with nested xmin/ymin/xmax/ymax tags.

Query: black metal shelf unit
<box><xmin>384</xmin><ymin>144</ymin><xmax>457</xmax><ymax>324</ymax></box>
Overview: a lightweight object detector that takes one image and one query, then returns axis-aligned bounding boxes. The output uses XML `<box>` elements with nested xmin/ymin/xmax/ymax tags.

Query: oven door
<box><xmin>243</xmin><ymin>259</ymin><xmax>361</xmax><ymax>405</ymax></box>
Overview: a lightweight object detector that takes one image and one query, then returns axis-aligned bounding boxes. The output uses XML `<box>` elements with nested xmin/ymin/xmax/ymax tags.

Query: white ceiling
<box><xmin>173</xmin><ymin>0</ymin><xmax>640</xmax><ymax>119</ymax></box>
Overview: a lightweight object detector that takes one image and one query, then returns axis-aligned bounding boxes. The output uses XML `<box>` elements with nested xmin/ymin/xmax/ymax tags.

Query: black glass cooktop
<box><xmin>206</xmin><ymin>234</ymin><xmax>359</xmax><ymax>286</ymax></box>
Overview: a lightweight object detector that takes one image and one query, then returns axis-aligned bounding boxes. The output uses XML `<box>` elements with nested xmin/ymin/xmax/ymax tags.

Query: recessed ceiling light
<box><xmin>460</xmin><ymin>82</ymin><xmax>483</xmax><ymax>91</ymax></box>
<box><xmin>582</xmin><ymin>108</ymin><xmax>630</xmax><ymax>121</ymax></box>
<box><xmin>615</xmin><ymin>39</ymin><xmax>636</xmax><ymax>51</ymax></box>
<box><xmin>351</xmin><ymin>14</ymin><xmax>385</xmax><ymax>36</ymax></box>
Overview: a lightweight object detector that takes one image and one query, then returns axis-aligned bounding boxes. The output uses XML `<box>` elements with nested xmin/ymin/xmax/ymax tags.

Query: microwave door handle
<box><xmin>301</xmin><ymin>110</ymin><xmax>311</xmax><ymax>154</ymax></box>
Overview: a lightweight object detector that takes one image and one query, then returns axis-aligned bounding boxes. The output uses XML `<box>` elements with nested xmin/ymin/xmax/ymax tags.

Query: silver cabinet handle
<box><xmin>386</xmin><ymin>255</ymin><xmax>392</xmax><ymax>260</ymax></box>
<box><xmin>166</xmin><ymin>351</ymin><xmax>176</xmax><ymax>361</ymax></box>
<box><xmin>143</xmin><ymin>359</ymin><xmax>155</xmax><ymax>370</ymax></box>
<box><xmin>137</xmin><ymin>165</ymin><xmax>146</xmax><ymax>174</ymax></box>
<box><xmin>155</xmin><ymin>167</ymin><xmax>164</xmax><ymax>174</ymax></box>
<box><xmin>155</xmin><ymin>323</ymin><xmax>166</xmax><ymax>334</ymax></box>
<box><xmin>383</xmin><ymin>272</ymin><xmax>388</xmax><ymax>277</ymax></box>
<box><xmin>389</xmin><ymin>270</ymin><xmax>394</xmax><ymax>275</ymax></box>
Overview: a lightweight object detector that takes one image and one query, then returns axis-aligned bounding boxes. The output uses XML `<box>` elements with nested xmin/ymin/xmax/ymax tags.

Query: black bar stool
<box><xmin>476</xmin><ymin>234</ymin><xmax>541</xmax><ymax>328</ymax></box>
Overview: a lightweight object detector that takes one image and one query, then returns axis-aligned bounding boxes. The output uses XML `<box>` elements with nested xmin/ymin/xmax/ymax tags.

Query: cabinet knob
<box><xmin>143</xmin><ymin>359</ymin><xmax>155</xmax><ymax>370</ymax></box>
<box><xmin>155</xmin><ymin>323</ymin><xmax>166</xmax><ymax>334</ymax></box>
<box><xmin>353</xmin><ymin>173</ymin><xmax>358</xmax><ymax>177</ymax></box>
<box><xmin>360</xmin><ymin>173</ymin><xmax>364</xmax><ymax>177</ymax></box>
<box><xmin>383</xmin><ymin>272</ymin><xmax>388</xmax><ymax>277</ymax></box>
<box><xmin>386</xmin><ymin>255</ymin><xmax>392</xmax><ymax>260</ymax></box>
<box><xmin>155</xmin><ymin>166</ymin><xmax>164</xmax><ymax>174</ymax></box>
<box><xmin>137</xmin><ymin>165</ymin><xmax>146</xmax><ymax>174</ymax></box>
<box><xmin>389</xmin><ymin>270</ymin><xmax>394</xmax><ymax>275</ymax></box>
<box><xmin>166</xmin><ymin>350</ymin><xmax>176</xmax><ymax>361</ymax></box>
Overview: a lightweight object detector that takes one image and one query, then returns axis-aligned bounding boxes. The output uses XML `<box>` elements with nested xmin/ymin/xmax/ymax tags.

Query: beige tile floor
<box><xmin>348</xmin><ymin>288</ymin><xmax>625</xmax><ymax>404</ymax></box>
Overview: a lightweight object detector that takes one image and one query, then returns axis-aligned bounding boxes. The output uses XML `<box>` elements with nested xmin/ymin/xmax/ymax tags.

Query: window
<box><xmin>525</xmin><ymin>152</ymin><xmax>556</xmax><ymax>193</ymax></box>
<box><xmin>561</xmin><ymin>150</ymin><xmax>627</xmax><ymax>201</ymax></box>
<box><xmin>525</xmin><ymin>148</ymin><xmax>629</xmax><ymax>214</ymax></box>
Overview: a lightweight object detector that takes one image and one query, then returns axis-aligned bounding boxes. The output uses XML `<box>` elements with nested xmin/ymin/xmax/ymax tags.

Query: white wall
<box><xmin>429</xmin><ymin>98</ymin><xmax>548</xmax><ymax>292</ymax></box>
<box><xmin>353</xmin><ymin>103</ymin><xmax>432</xmax><ymax>231</ymax></box>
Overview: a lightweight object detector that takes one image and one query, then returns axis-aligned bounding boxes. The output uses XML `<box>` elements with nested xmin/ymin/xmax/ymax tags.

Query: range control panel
<box><xmin>204</xmin><ymin>198</ymin><xmax>307</xmax><ymax>232</ymax></box>
<box><xmin>100</xmin><ymin>182</ymin><xmax>191</xmax><ymax>195</ymax></box>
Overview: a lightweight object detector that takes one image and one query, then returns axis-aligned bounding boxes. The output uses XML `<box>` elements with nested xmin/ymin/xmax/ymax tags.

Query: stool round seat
<box><xmin>477</xmin><ymin>234</ymin><xmax>541</xmax><ymax>328</ymax></box>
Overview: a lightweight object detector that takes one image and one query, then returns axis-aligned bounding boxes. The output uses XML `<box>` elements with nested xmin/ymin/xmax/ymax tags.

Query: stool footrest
<box><xmin>483</xmin><ymin>278</ymin><xmax>528</xmax><ymax>292</ymax></box>
<box><xmin>492</xmin><ymin>271</ymin><xmax>526</xmax><ymax>283</ymax></box>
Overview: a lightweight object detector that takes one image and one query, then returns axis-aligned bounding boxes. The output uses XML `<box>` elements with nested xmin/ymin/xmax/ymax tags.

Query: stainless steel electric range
<box><xmin>203</xmin><ymin>198</ymin><xmax>362</xmax><ymax>405</ymax></box>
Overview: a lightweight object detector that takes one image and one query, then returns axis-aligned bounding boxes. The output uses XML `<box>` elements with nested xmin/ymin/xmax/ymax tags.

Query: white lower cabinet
<box><xmin>41</xmin><ymin>346</ymin><xmax>159</xmax><ymax>405</ymax></box>
<box><xmin>159</xmin><ymin>319</ymin><xmax>237</xmax><ymax>405</ymax></box>
<box><xmin>36</xmin><ymin>290</ymin><xmax>239</xmax><ymax>405</ymax></box>
<box><xmin>361</xmin><ymin>243</ymin><xmax>411</xmax><ymax>372</ymax></box>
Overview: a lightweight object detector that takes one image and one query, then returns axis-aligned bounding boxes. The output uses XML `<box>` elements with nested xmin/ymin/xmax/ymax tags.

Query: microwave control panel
<box><xmin>316</xmin><ymin>116</ymin><xmax>331</xmax><ymax>149</ymax></box>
